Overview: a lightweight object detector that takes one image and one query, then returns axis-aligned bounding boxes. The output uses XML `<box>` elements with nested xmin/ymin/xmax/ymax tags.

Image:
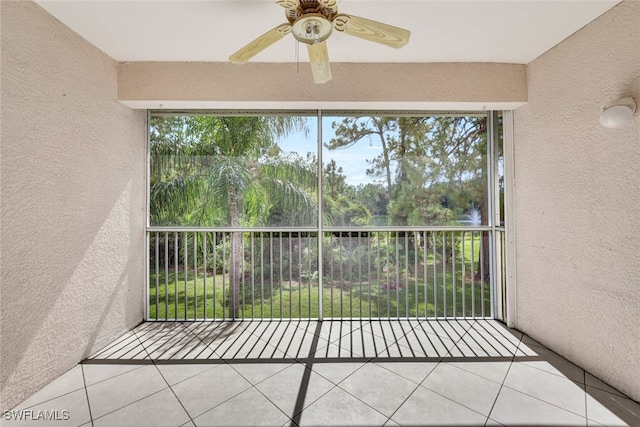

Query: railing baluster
<box><xmin>452</xmin><ymin>231</ymin><xmax>456</xmax><ymax>319</ymax></box>
<box><xmin>395</xmin><ymin>232</ymin><xmax>400</xmax><ymax>319</ymax></box>
<box><xmin>404</xmin><ymin>231</ymin><xmax>409</xmax><ymax>319</ymax></box>
<box><xmin>308</xmin><ymin>232</ymin><xmax>312</xmax><ymax>318</ymax></box>
<box><xmin>193</xmin><ymin>232</ymin><xmax>197</xmax><ymax>319</ymax></box>
<box><xmin>154</xmin><ymin>232</ymin><xmax>159</xmax><ymax>321</ymax></box>
<box><xmin>367</xmin><ymin>233</ymin><xmax>372</xmax><ymax>319</ymax></box>
<box><xmin>270</xmin><ymin>231</ymin><xmax>274</xmax><ymax>319</ymax></box>
<box><xmin>348</xmin><ymin>233</ymin><xmax>353</xmax><ymax>318</ymax></box>
<box><xmin>213</xmin><ymin>232</ymin><xmax>217</xmax><ymax>320</ymax></box>
<box><xmin>329</xmin><ymin>232</ymin><xmax>334</xmax><ymax>318</ymax></box>
<box><xmin>260</xmin><ymin>233</ymin><xmax>265</xmax><ymax>319</ymax></box>
<box><xmin>174</xmin><ymin>232</ymin><xmax>178</xmax><ymax>320</ymax></box>
<box><xmin>222</xmin><ymin>232</ymin><xmax>226</xmax><ymax>320</ymax></box>
<box><xmin>377</xmin><ymin>232</ymin><xmax>381</xmax><ymax>320</ymax></box>
<box><xmin>288</xmin><ymin>233</ymin><xmax>292</xmax><ymax>319</ymax></box>
<box><xmin>423</xmin><ymin>231</ymin><xmax>427</xmax><ymax>320</ymax></box>
<box><xmin>241</xmin><ymin>232</ymin><xmax>245</xmax><ymax>320</ymax></box>
<box><xmin>358</xmin><ymin>232</ymin><xmax>362</xmax><ymax>318</ymax></box>
<box><xmin>481</xmin><ymin>231</ymin><xmax>485</xmax><ymax>318</ymax></box>
<box><xmin>339</xmin><ymin>234</ymin><xmax>344</xmax><ymax>318</ymax></box>
<box><xmin>441</xmin><ymin>232</ymin><xmax>446</xmax><ymax>319</ymax></box>
<box><xmin>386</xmin><ymin>232</ymin><xmax>391</xmax><ymax>318</ymax></box>
<box><xmin>298</xmin><ymin>233</ymin><xmax>302</xmax><ymax>318</ymax></box>
<box><xmin>461</xmin><ymin>231</ymin><xmax>466</xmax><ymax>318</ymax></box>
<box><xmin>203</xmin><ymin>232</ymin><xmax>207</xmax><ymax>321</ymax></box>
<box><xmin>432</xmin><ymin>232</ymin><xmax>437</xmax><ymax>318</ymax></box>
<box><xmin>471</xmin><ymin>230</ymin><xmax>476</xmax><ymax>318</ymax></box>
<box><xmin>164</xmin><ymin>232</ymin><xmax>169</xmax><ymax>321</ymax></box>
<box><xmin>251</xmin><ymin>233</ymin><xmax>255</xmax><ymax>320</ymax></box>
<box><xmin>279</xmin><ymin>232</ymin><xmax>283</xmax><ymax>320</ymax></box>
<box><xmin>414</xmin><ymin>231</ymin><xmax>419</xmax><ymax>318</ymax></box>
<box><xmin>184</xmin><ymin>232</ymin><xmax>188</xmax><ymax>320</ymax></box>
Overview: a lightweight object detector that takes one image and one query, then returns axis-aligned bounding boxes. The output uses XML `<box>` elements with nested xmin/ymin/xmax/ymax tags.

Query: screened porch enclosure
<box><xmin>146</xmin><ymin>112</ymin><xmax>507</xmax><ymax>321</ymax></box>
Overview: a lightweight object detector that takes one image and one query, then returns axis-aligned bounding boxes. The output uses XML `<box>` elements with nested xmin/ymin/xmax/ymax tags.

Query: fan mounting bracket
<box><xmin>291</xmin><ymin>14</ymin><xmax>333</xmax><ymax>45</ymax></box>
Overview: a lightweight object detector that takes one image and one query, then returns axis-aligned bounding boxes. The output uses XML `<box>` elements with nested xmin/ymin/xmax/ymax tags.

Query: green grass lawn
<box><xmin>148</xmin><ymin>265</ymin><xmax>491</xmax><ymax>320</ymax></box>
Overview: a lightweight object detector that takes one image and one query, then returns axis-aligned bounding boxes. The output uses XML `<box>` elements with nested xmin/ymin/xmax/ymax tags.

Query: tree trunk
<box><xmin>228</xmin><ymin>194</ymin><xmax>242</xmax><ymax>319</ymax></box>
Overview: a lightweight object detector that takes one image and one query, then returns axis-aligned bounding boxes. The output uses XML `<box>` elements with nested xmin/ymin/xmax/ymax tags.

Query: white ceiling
<box><xmin>35</xmin><ymin>0</ymin><xmax>620</xmax><ymax>64</ymax></box>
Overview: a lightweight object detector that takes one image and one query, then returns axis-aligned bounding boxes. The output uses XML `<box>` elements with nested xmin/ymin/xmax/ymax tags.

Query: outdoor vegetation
<box><xmin>148</xmin><ymin>113</ymin><xmax>501</xmax><ymax>319</ymax></box>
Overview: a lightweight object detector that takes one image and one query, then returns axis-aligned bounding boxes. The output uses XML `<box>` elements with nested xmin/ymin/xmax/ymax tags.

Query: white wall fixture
<box><xmin>599</xmin><ymin>96</ymin><xmax>636</xmax><ymax>128</ymax></box>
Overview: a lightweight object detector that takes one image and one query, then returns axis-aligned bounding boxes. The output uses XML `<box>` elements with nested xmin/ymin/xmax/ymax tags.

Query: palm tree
<box><xmin>150</xmin><ymin>115</ymin><xmax>317</xmax><ymax>318</ymax></box>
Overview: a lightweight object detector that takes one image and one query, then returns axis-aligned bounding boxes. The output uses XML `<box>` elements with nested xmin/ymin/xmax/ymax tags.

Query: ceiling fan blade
<box><xmin>229</xmin><ymin>24</ymin><xmax>292</xmax><ymax>64</ymax></box>
<box><xmin>307</xmin><ymin>42</ymin><xmax>332</xmax><ymax>84</ymax></box>
<box><xmin>274</xmin><ymin>0</ymin><xmax>299</xmax><ymax>8</ymax></box>
<box><xmin>333</xmin><ymin>14</ymin><xmax>410</xmax><ymax>48</ymax></box>
<box><xmin>317</xmin><ymin>0</ymin><xmax>338</xmax><ymax>14</ymax></box>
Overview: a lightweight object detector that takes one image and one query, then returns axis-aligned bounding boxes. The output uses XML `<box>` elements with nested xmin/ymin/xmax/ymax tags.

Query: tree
<box><xmin>150</xmin><ymin>115</ymin><xmax>317</xmax><ymax>317</ymax></box>
<box><xmin>326</xmin><ymin>115</ymin><xmax>490</xmax><ymax>278</ymax></box>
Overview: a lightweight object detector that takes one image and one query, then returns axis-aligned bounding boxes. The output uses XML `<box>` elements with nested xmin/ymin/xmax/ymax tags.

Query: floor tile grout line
<box><xmin>289</xmin><ymin>321</ymin><xmax>326</xmax><ymax>427</ymax></box>
<box><xmin>463</xmin><ymin>325</ymin><xmax>517</xmax><ymax>356</ymax></box>
<box><xmin>146</xmin><ymin>325</ymin><xmax>204</xmax><ymax>360</ymax></box>
<box><xmin>416</xmin><ymin>321</ymin><xmax>460</xmax><ymax>357</ymax></box>
<box><xmin>80</xmin><ymin>365</ymin><xmax>95</xmax><ymax>427</ymax></box>
<box><xmin>80</xmin><ymin>363</ymin><xmax>150</xmax><ymax>388</ymax></box>
<box><xmin>584</xmin><ymin>382</ymin><xmax>633</xmax><ymax>400</ymax></box>
<box><xmin>483</xmin><ymin>333</ymin><xmax>517</xmax><ymax>427</ymax></box>
<box><xmin>249</xmin><ymin>382</ymin><xmax>306</xmax><ymax>425</ymax></box>
<box><xmin>415</xmin><ymin>373</ymin><xmax>496</xmax><ymax>421</ymax></box>
<box><xmin>442</xmin><ymin>360</ymin><xmax>509</xmax><ymax>387</ymax></box>
<box><xmin>518</xmin><ymin>358</ymin><xmax>586</xmax><ymax>383</ymax></box>
<box><xmin>85</xmin><ymin>329</ymin><xmax>195</xmax><ymax>424</ymax></box>
<box><xmin>87</xmin><ymin>333</ymin><xmax>140</xmax><ymax>359</ymax></box>
<box><xmin>474</xmin><ymin>320</ymin><xmax>524</xmax><ymax>348</ymax></box>
<box><xmin>499</xmin><ymin>383</ymin><xmax>590</xmax><ymax>420</ymax></box>
<box><xmin>383</xmin><ymin>357</ymin><xmax>445</xmax><ymax>425</ymax></box>
<box><xmin>584</xmin><ymin>368</ymin><xmax>589</xmax><ymax>425</ymax></box>
<box><xmin>371</xmin><ymin>357</ymin><xmax>438</xmax><ymax>383</ymax></box>
<box><xmin>227</xmin><ymin>360</ymin><xmax>293</xmax><ymax>388</ymax></box>
<box><xmin>485</xmin><ymin>335</ymin><xmax>590</xmax><ymax>424</ymax></box>
<box><xmin>248</xmin><ymin>365</ymin><xmax>338</xmax><ymax>424</ymax></box>
<box><xmin>213</xmin><ymin>322</ymin><xmax>265</xmax><ymax>358</ymax></box>
<box><xmin>178</xmin><ymin>381</ymin><xmax>254</xmax><ymax>422</ymax></box>
<box><xmin>9</xmin><ymin>383</ymin><xmax>88</xmax><ymax>412</ymax></box>
<box><xmin>454</xmin><ymin>322</ymin><xmax>507</xmax><ymax>357</ymax></box>
<box><xmin>182</xmin><ymin>321</ymin><xmax>244</xmax><ymax>358</ymax></box>
<box><xmin>151</xmin><ymin>362</ymin><xmax>197</xmax><ymax>427</ymax></box>
<box><xmin>181</xmin><ymin>321</ymin><xmax>243</xmax><ymax>360</ymax></box>
<box><xmin>332</xmin><ymin>376</ymin><xmax>415</xmax><ymax>423</ymax></box>
<box><xmin>134</xmin><ymin>323</ymin><xmax>193</xmax><ymax>360</ymax></box>
<box><xmin>89</xmin><ymin>386</ymin><xmax>172</xmax><ymax>424</ymax></box>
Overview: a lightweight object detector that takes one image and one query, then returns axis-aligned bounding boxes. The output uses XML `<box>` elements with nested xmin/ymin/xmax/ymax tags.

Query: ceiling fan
<box><xmin>229</xmin><ymin>0</ymin><xmax>411</xmax><ymax>84</ymax></box>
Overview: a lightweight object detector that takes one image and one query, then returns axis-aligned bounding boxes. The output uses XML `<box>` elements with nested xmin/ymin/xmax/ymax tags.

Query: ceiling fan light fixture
<box><xmin>292</xmin><ymin>15</ymin><xmax>332</xmax><ymax>44</ymax></box>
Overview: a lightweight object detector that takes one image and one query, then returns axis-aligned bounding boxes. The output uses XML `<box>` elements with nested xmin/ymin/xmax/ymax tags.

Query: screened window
<box><xmin>150</xmin><ymin>112</ymin><xmax>489</xmax><ymax>228</ymax></box>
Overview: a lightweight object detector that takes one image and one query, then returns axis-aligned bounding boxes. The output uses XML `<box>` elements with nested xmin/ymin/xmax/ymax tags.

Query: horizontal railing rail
<box><xmin>147</xmin><ymin>227</ymin><xmax>498</xmax><ymax>321</ymax></box>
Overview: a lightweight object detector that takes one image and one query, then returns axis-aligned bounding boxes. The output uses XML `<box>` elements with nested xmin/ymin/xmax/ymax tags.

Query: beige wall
<box><xmin>118</xmin><ymin>61</ymin><xmax>527</xmax><ymax>111</ymax></box>
<box><xmin>0</xmin><ymin>2</ymin><xmax>146</xmax><ymax>409</ymax></box>
<box><xmin>514</xmin><ymin>1</ymin><xmax>639</xmax><ymax>401</ymax></box>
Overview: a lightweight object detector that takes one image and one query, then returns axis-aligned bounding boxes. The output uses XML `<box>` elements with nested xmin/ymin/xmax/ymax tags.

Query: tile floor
<box><xmin>3</xmin><ymin>320</ymin><xmax>640</xmax><ymax>427</ymax></box>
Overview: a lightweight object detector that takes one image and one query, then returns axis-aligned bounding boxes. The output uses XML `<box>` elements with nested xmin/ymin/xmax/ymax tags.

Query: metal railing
<box><xmin>147</xmin><ymin>227</ymin><xmax>499</xmax><ymax>321</ymax></box>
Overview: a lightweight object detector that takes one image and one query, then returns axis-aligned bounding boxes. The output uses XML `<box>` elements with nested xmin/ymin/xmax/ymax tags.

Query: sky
<box><xmin>275</xmin><ymin>116</ymin><xmax>385</xmax><ymax>187</ymax></box>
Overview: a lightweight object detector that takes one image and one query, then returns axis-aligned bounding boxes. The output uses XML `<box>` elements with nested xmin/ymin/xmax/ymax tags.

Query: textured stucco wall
<box><xmin>118</xmin><ymin>61</ymin><xmax>527</xmax><ymax>110</ymax></box>
<box><xmin>514</xmin><ymin>1</ymin><xmax>640</xmax><ymax>401</ymax></box>
<box><xmin>1</xmin><ymin>2</ymin><xmax>146</xmax><ymax>409</ymax></box>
